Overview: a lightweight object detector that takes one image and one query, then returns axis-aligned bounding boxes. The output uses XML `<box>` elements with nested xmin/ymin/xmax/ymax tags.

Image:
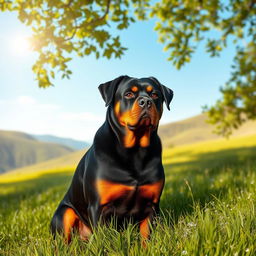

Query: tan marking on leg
<box><xmin>78</xmin><ymin>221</ymin><xmax>92</xmax><ymax>241</ymax></box>
<box><xmin>140</xmin><ymin>217</ymin><xmax>150</xmax><ymax>248</ymax></box>
<box><xmin>63</xmin><ymin>208</ymin><xmax>78</xmax><ymax>242</ymax></box>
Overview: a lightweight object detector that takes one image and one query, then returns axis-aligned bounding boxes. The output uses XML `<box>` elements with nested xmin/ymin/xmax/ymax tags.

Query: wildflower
<box><xmin>187</xmin><ymin>222</ymin><xmax>197</xmax><ymax>227</ymax></box>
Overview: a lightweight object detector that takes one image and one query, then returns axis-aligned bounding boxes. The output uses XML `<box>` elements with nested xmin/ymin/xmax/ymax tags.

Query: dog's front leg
<box><xmin>89</xmin><ymin>203</ymin><xmax>101</xmax><ymax>228</ymax></box>
<box><xmin>139</xmin><ymin>217</ymin><xmax>151</xmax><ymax>248</ymax></box>
<box><xmin>139</xmin><ymin>203</ymin><xmax>160</xmax><ymax>247</ymax></box>
<box><xmin>140</xmin><ymin>217</ymin><xmax>150</xmax><ymax>240</ymax></box>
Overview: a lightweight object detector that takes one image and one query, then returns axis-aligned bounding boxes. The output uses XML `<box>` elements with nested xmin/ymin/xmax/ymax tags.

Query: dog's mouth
<box><xmin>127</xmin><ymin>113</ymin><xmax>156</xmax><ymax>131</ymax></box>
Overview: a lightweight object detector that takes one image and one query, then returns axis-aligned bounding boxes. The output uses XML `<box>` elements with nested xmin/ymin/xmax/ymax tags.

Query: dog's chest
<box><xmin>96</xmin><ymin>179</ymin><xmax>164</xmax><ymax>217</ymax></box>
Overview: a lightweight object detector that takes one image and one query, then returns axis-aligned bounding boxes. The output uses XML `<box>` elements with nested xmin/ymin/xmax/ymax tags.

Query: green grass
<box><xmin>0</xmin><ymin>135</ymin><xmax>256</xmax><ymax>255</ymax></box>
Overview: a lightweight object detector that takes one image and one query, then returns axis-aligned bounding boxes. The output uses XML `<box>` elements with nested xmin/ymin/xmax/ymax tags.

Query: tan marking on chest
<box><xmin>138</xmin><ymin>180</ymin><xmax>164</xmax><ymax>203</ymax></box>
<box><xmin>96</xmin><ymin>179</ymin><xmax>164</xmax><ymax>205</ymax></box>
<box><xmin>114</xmin><ymin>101</ymin><xmax>142</xmax><ymax>148</ymax></box>
<box><xmin>96</xmin><ymin>179</ymin><xmax>135</xmax><ymax>205</ymax></box>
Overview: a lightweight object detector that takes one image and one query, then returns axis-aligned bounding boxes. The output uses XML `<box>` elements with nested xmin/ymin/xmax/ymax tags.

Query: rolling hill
<box><xmin>32</xmin><ymin>134</ymin><xmax>90</xmax><ymax>150</ymax></box>
<box><xmin>1</xmin><ymin>149</ymin><xmax>86</xmax><ymax>180</ymax></box>
<box><xmin>0</xmin><ymin>130</ymin><xmax>74</xmax><ymax>173</ymax></box>
<box><xmin>159</xmin><ymin>113</ymin><xmax>256</xmax><ymax>147</ymax></box>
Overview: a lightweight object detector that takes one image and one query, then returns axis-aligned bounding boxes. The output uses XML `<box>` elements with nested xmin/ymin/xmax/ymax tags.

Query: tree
<box><xmin>0</xmin><ymin>0</ymin><xmax>255</xmax><ymax>136</ymax></box>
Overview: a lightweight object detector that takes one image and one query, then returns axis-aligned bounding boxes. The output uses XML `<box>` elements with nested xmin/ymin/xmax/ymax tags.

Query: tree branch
<box><xmin>62</xmin><ymin>0</ymin><xmax>111</xmax><ymax>42</ymax></box>
<box><xmin>76</xmin><ymin>0</ymin><xmax>111</xmax><ymax>29</ymax></box>
<box><xmin>63</xmin><ymin>19</ymin><xmax>77</xmax><ymax>41</ymax></box>
<box><xmin>62</xmin><ymin>0</ymin><xmax>74</xmax><ymax>8</ymax></box>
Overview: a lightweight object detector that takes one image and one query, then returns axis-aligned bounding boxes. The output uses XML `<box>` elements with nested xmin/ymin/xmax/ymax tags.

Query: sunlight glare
<box><xmin>10</xmin><ymin>35</ymin><xmax>32</xmax><ymax>56</ymax></box>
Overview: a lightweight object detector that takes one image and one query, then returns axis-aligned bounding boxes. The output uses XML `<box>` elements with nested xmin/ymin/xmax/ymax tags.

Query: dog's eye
<box><xmin>124</xmin><ymin>92</ymin><xmax>135</xmax><ymax>99</ymax></box>
<box><xmin>151</xmin><ymin>92</ymin><xmax>159</xmax><ymax>99</ymax></box>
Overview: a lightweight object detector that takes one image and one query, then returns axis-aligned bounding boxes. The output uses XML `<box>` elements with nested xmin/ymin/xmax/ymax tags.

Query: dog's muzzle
<box><xmin>138</xmin><ymin>96</ymin><xmax>153</xmax><ymax>109</ymax></box>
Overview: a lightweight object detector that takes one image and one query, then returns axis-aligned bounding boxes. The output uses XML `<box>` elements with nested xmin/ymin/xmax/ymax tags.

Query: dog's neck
<box><xmin>93</xmin><ymin>107</ymin><xmax>162</xmax><ymax>161</ymax></box>
<box><xmin>93</xmin><ymin>109</ymin><xmax>163</xmax><ymax>177</ymax></box>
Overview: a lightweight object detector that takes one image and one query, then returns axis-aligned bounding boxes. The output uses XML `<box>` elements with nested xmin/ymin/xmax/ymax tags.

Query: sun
<box><xmin>10</xmin><ymin>35</ymin><xmax>32</xmax><ymax>56</ymax></box>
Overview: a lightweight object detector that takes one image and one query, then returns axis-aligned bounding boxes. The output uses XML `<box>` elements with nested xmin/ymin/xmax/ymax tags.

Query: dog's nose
<box><xmin>138</xmin><ymin>97</ymin><xmax>152</xmax><ymax>109</ymax></box>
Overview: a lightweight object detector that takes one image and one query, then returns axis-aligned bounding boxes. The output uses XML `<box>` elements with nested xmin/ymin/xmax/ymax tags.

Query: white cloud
<box><xmin>0</xmin><ymin>96</ymin><xmax>104</xmax><ymax>142</ymax></box>
<box><xmin>17</xmin><ymin>95</ymin><xmax>36</xmax><ymax>105</ymax></box>
<box><xmin>15</xmin><ymin>96</ymin><xmax>60</xmax><ymax>110</ymax></box>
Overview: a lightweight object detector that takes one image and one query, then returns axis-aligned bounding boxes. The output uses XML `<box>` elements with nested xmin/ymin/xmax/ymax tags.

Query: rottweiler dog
<box><xmin>50</xmin><ymin>75</ymin><xmax>173</xmax><ymax>243</ymax></box>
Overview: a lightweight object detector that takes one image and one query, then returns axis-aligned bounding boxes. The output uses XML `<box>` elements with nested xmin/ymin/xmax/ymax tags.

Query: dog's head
<box><xmin>99</xmin><ymin>75</ymin><xmax>173</xmax><ymax>148</ymax></box>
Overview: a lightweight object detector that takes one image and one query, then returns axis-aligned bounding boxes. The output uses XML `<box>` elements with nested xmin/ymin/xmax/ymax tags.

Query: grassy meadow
<box><xmin>0</xmin><ymin>135</ymin><xmax>256</xmax><ymax>255</ymax></box>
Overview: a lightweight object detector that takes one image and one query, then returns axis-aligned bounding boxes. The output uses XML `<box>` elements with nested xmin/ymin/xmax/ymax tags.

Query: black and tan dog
<box><xmin>50</xmin><ymin>75</ymin><xmax>173</xmax><ymax>243</ymax></box>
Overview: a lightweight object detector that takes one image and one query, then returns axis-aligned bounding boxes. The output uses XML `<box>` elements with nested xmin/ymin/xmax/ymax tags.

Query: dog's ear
<box><xmin>98</xmin><ymin>76</ymin><xmax>128</xmax><ymax>107</ymax></box>
<box><xmin>149</xmin><ymin>77</ymin><xmax>173</xmax><ymax>110</ymax></box>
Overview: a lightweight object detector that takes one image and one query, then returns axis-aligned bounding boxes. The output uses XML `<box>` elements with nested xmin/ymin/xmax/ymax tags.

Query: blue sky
<box><xmin>0</xmin><ymin>12</ymin><xmax>236</xmax><ymax>142</ymax></box>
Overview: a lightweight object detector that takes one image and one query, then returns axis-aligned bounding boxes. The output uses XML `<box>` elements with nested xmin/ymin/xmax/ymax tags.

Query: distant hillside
<box><xmin>32</xmin><ymin>134</ymin><xmax>89</xmax><ymax>150</ymax></box>
<box><xmin>0</xmin><ymin>130</ymin><xmax>74</xmax><ymax>173</ymax></box>
<box><xmin>159</xmin><ymin>114</ymin><xmax>256</xmax><ymax>147</ymax></box>
<box><xmin>5</xmin><ymin>149</ymin><xmax>86</xmax><ymax>177</ymax></box>
<box><xmin>3</xmin><ymin>133</ymin><xmax>256</xmax><ymax>183</ymax></box>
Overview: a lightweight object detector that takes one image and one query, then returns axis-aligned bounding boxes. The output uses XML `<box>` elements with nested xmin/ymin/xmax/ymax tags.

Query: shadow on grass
<box><xmin>161</xmin><ymin>145</ymin><xmax>256</xmax><ymax>222</ymax></box>
<box><xmin>0</xmin><ymin>171</ymin><xmax>73</xmax><ymax>210</ymax></box>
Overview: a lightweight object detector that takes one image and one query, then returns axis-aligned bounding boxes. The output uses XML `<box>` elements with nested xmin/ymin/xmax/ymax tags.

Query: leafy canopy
<box><xmin>0</xmin><ymin>0</ymin><xmax>255</xmax><ymax>135</ymax></box>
